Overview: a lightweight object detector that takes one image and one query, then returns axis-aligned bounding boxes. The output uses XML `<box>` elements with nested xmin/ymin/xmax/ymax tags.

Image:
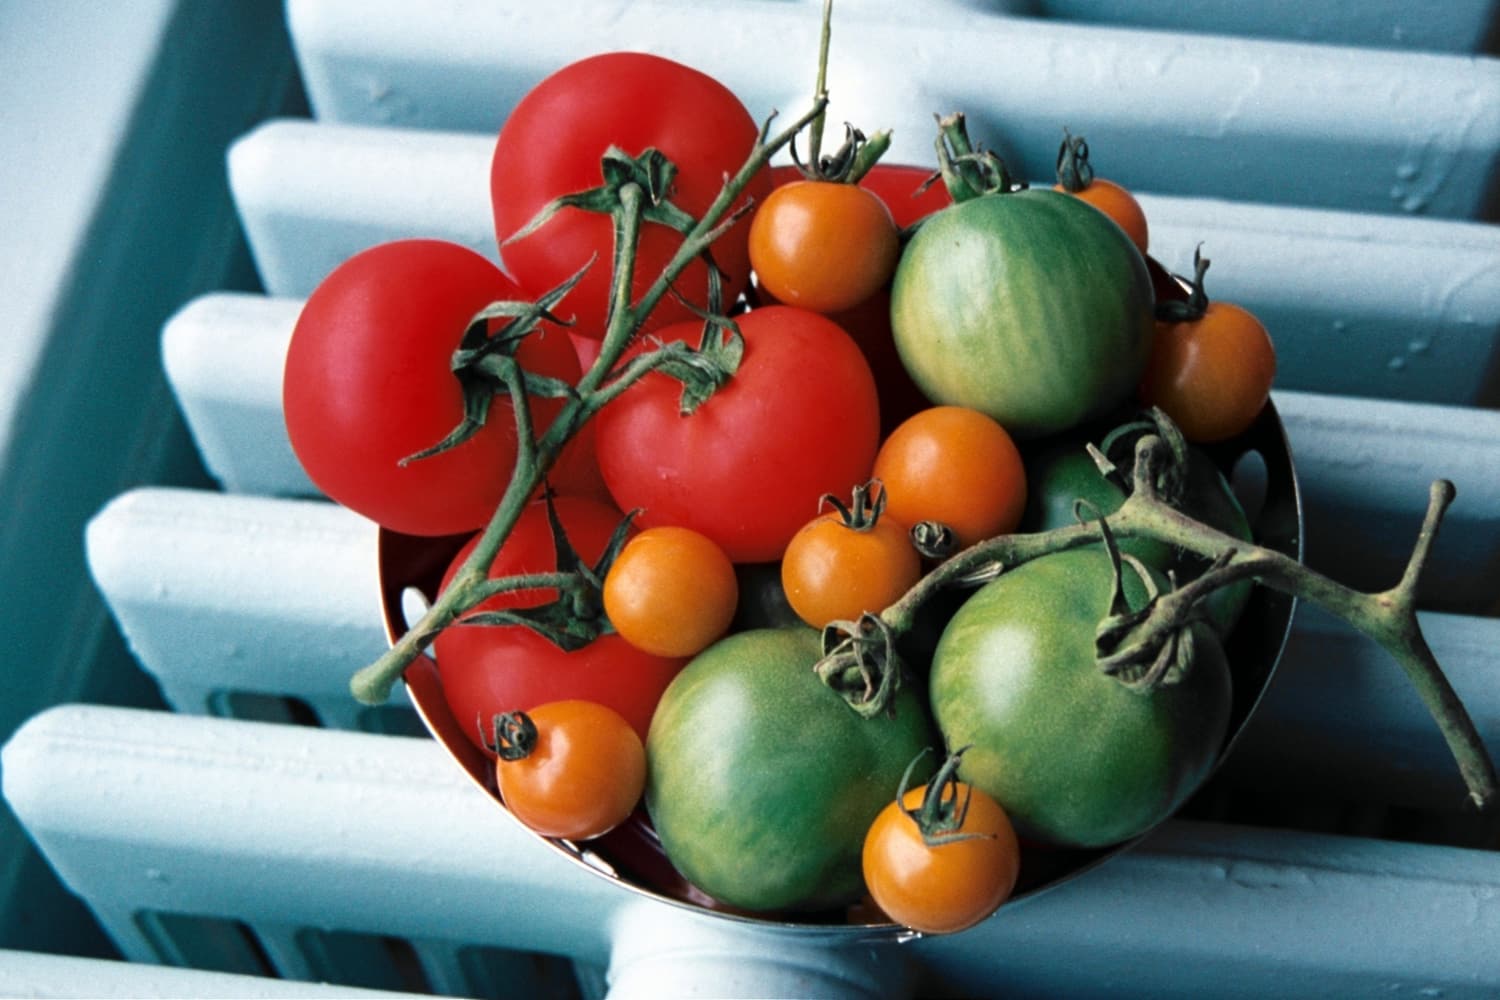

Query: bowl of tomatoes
<box><xmin>279</xmin><ymin>38</ymin><xmax>1305</xmax><ymax>937</ymax></box>
<box><xmin>307</xmin><ymin>39</ymin><xmax>1314</xmax><ymax>929</ymax></box>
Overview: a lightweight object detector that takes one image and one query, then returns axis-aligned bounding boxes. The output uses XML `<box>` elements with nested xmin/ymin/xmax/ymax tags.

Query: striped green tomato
<box><xmin>890</xmin><ymin>188</ymin><xmax>1154</xmax><ymax>438</ymax></box>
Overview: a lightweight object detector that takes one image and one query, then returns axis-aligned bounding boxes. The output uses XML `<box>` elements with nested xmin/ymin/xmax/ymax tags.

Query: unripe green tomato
<box><xmin>645</xmin><ymin>627</ymin><xmax>937</xmax><ymax>912</ymax></box>
<box><xmin>930</xmin><ymin>548</ymin><xmax>1232</xmax><ymax>848</ymax></box>
<box><xmin>890</xmin><ymin>189</ymin><xmax>1154</xmax><ymax>439</ymax></box>
<box><xmin>1021</xmin><ymin>431</ymin><xmax>1255</xmax><ymax>636</ymax></box>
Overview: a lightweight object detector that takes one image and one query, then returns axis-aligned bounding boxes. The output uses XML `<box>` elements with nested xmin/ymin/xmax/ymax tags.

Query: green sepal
<box><xmin>400</xmin><ymin>264</ymin><xmax>589</xmax><ymax>466</ymax></box>
<box><xmin>648</xmin><ymin>318</ymin><xmax>745</xmax><ymax>416</ymax></box>
<box><xmin>456</xmin><ymin>493</ymin><xmax>641</xmax><ymax>653</ymax></box>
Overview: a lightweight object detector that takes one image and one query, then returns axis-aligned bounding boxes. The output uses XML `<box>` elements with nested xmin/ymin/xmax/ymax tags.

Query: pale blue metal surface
<box><xmin>4</xmin><ymin>0</ymin><xmax>1499</xmax><ymax>996</ymax></box>
<box><xmin>0</xmin><ymin>0</ymin><xmax>302</xmax><ymax>960</ymax></box>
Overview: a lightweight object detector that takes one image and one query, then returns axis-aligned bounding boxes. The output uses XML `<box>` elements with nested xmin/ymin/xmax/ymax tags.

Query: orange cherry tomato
<box><xmin>780</xmin><ymin>482</ymin><xmax>921</xmax><ymax>628</ymax></box>
<box><xmin>492</xmin><ymin>700</ymin><xmax>646</xmax><ymax>841</ymax></box>
<box><xmin>603</xmin><ymin>525</ymin><xmax>738</xmax><ymax>658</ymax></box>
<box><xmin>1054</xmin><ymin>130</ymin><xmax>1149</xmax><ymax>255</ymax></box>
<box><xmin>749</xmin><ymin>179</ymin><xmax>901</xmax><ymax>314</ymax></box>
<box><xmin>872</xmin><ymin>406</ymin><xmax>1027</xmax><ymax>550</ymax></box>
<box><xmin>1140</xmin><ymin>249</ymin><xmax>1276</xmax><ymax>443</ymax></box>
<box><xmin>862</xmin><ymin>751</ymin><xmax>1022</xmax><ymax>935</ymax></box>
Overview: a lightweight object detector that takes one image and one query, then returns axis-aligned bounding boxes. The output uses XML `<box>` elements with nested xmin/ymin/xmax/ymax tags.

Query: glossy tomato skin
<box><xmin>594</xmin><ymin>306</ymin><xmax>881</xmax><ymax>563</ymax></box>
<box><xmin>749</xmin><ymin>180</ymin><xmax>900</xmax><ymax>314</ymax></box>
<box><xmin>495</xmin><ymin>699</ymin><xmax>646</xmax><ymax>841</ymax></box>
<box><xmin>874</xmin><ymin>406</ymin><xmax>1028</xmax><ymax>550</ymax></box>
<box><xmin>491</xmin><ymin>53</ymin><xmax>769</xmax><ymax>340</ymax></box>
<box><xmin>780</xmin><ymin>505</ymin><xmax>921</xmax><ymax>628</ymax></box>
<box><xmin>602</xmin><ymin>525</ymin><xmax>739</xmax><ymax>658</ymax></box>
<box><xmin>646</xmin><ymin>627</ymin><xmax>937</xmax><ymax>912</ymax></box>
<box><xmin>433</xmin><ymin>496</ymin><xmax>686</xmax><ymax>752</ymax></box>
<box><xmin>930</xmin><ymin>548</ymin><xmax>1232</xmax><ymax>848</ymax></box>
<box><xmin>283</xmin><ymin>239</ymin><xmax>589</xmax><ymax>536</ymax></box>
<box><xmin>769</xmin><ymin>163</ymin><xmax>951</xmax><ymax>231</ymax></box>
<box><xmin>890</xmin><ymin>189</ymin><xmax>1154</xmax><ymax>439</ymax></box>
<box><xmin>862</xmin><ymin>781</ymin><xmax>1021</xmax><ymax>935</ymax></box>
<box><xmin>1021</xmin><ymin>431</ymin><xmax>1254</xmax><ymax>635</ymax></box>
<box><xmin>1056</xmin><ymin>177</ymin><xmax>1149</xmax><ymax>255</ymax></box>
<box><xmin>1141</xmin><ymin>301</ymin><xmax>1277</xmax><ymax>444</ymax></box>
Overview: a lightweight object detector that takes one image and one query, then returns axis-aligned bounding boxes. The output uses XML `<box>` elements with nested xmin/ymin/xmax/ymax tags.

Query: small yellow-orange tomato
<box><xmin>781</xmin><ymin>504</ymin><xmax>921</xmax><ymax>629</ymax></box>
<box><xmin>1140</xmin><ymin>300</ymin><xmax>1277</xmax><ymax>443</ymax></box>
<box><xmin>603</xmin><ymin>525</ymin><xmax>738</xmax><ymax>658</ymax></box>
<box><xmin>494</xmin><ymin>700</ymin><xmax>646</xmax><ymax>841</ymax></box>
<box><xmin>1057</xmin><ymin>177</ymin><xmax>1149</xmax><ymax>255</ymax></box>
<box><xmin>862</xmin><ymin>781</ymin><xmax>1021</xmax><ymax>935</ymax></box>
<box><xmin>748</xmin><ymin>180</ymin><xmax>901</xmax><ymax>314</ymax></box>
<box><xmin>873</xmin><ymin>406</ymin><xmax>1027</xmax><ymax>550</ymax></box>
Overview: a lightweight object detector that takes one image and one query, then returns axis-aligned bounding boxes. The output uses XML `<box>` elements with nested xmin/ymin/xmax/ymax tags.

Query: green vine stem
<box><xmin>349</xmin><ymin>95</ymin><xmax>831</xmax><ymax>707</ymax></box>
<box><xmin>867</xmin><ymin>432</ymin><xmax>1497</xmax><ymax>811</ymax></box>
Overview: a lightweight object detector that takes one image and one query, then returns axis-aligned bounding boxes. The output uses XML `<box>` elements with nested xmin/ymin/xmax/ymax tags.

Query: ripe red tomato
<box><xmin>748</xmin><ymin>180</ymin><xmax>900</xmax><ymax>314</ymax></box>
<box><xmin>593</xmin><ymin>306</ymin><xmax>881</xmax><ymax>563</ymax></box>
<box><xmin>1140</xmin><ymin>252</ymin><xmax>1277</xmax><ymax>443</ymax></box>
<box><xmin>873</xmin><ymin>406</ymin><xmax>1027</xmax><ymax>550</ymax></box>
<box><xmin>491</xmin><ymin>53</ymin><xmax>770</xmax><ymax>340</ymax></box>
<box><xmin>854</xmin><ymin>162</ymin><xmax>953</xmax><ymax>229</ymax></box>
<box><xmin>493</xmin><ymin>700</ymin><xmax>646</xmax><ymax>841</ymax></box>
<box><xmin>433</xmin><ymin>496</ymin><xmax>686</xmax><ymax>752</ymax></box>
<box><xmin>603</xmin><ymin>525</ymin><xmax>739</xmax><ymax>658</ymax></box>
<box><xmin>781</xmin><ymin>485</ymin><xmax>921</xmax><ymax>628</ymax></box>
<box><xmin>282</xmin><ymin>239</ymin><xmax>594</xmax><ymax>537</ymax></box>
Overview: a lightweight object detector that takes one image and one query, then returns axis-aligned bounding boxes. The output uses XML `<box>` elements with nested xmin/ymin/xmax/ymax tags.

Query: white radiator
<box><xmin>3</xmin><ymin>1</ymin><xmax>1499</xmax><ymax>997</ymax></box>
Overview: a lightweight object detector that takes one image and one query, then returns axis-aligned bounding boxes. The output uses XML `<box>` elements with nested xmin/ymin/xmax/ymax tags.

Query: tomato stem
<box><xmin>488</xmin><ymin>711</ymin><xmax>539</xmax><ymax>762</ymax></box>
<box><xmin>869</xmin><ymin>433</ymin><xmax>1498</xmax><ymax>811</ymax></box>
<box><xmin>1054</xmin><ymin>128</ymin><xmax>1095</xmax><ymax>193</ymax></box>
<box><xmin>350</xmin><ymin>94</ymin><xmax>831</xmax><ymax>708</ymax></box>
<box><xmin>1155</xmin><ymin>246</ymin><xmax>1213</xmax><ymax>323</ymax></box>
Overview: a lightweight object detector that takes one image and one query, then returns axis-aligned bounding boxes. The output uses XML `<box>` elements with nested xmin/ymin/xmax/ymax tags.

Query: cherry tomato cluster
<box><xmin>283</xmin><ymin>46</ymin><xmax>1279</xmax><ymax>936</ymax></box>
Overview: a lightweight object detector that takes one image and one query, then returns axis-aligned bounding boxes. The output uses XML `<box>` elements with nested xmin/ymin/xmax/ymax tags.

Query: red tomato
<box><xmin>433</xmin><ymin>496</ymin><xmax>686</xmax><ymax>752</ymax></box>
<box><xmin>282</xmin><ymin>239</ymin><xmax>594</xmax><ymax>537</ymax></box>
<box><xmin>594</xmin><ymin>306</ymin><xmax>881</xmax><ymax>563</ymax></box>
<box><xmin>491</xmin><ymin>53</ymin><xmax>770</xmax><ymax>340</ymax></box>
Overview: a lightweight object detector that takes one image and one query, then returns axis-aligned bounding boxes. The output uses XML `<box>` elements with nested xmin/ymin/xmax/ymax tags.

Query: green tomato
<box><xmin>645</xmin><ymin>627</ymin><xmax>936</xmax><ymax>913</ymax></box>
<box><xmin>1022</xmin><ymin>429</ymin><xmax>1255</xmax><ymax>635</ymax></box>
<box><xmin>930</xmin><ymin>548</ymin><xmax>1232</xmax><ymax>849</ymax></box>
<box><xmin>890</xmin><ymin>188</ymin><xmax>1154</xmax><ymax>439</ymax></box>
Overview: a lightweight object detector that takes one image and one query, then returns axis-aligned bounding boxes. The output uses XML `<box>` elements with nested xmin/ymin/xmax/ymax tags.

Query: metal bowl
<box><xmin>376</xmin><ymin>255</ymin><xmax>1303</xmax><ymax>939</ymax></box>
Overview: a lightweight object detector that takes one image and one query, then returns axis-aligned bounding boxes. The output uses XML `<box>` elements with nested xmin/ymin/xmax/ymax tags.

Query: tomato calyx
<box><xmin>400</xmin><ymin>266</ymin><xmax>586</xmax><ymax>466</ymax></box>
<box><xmin>909</xmin><ymin>521</ymin><xmax>959</xmax><ymax>560</ymax></box>
<box><xmin>897</xmin><ymin>747</ymin><xmax>993</xmax><ymax>847</ymax></box>
<box><xmin>1090</xmin><ymin>508</ymin><xmax>1216</xmax><ymax>691</ymax></box>
<box><xmin>820</xmin><ymin>479</ymin><xmax>889</xmax><ymax>533</ymax></box>
<box><xmin>628</xmin><ymin>318</ymin><xmax>745</xmax><ymax>416</ymax></box>
<box><xmin>459</xmin><ymin>492</ymin><xmax>638</xmax><ymax>651</ymax></box>
<box><xmin>933</xmin><ymin>112</ymin><xmax>1028</xmax><ymax>204</ymax></box>
<box><xmin>486</xmin><ymin>710</ymin><xmax>539</xmax><ymax>762</ymax></box>
<box><xmin>505</xmin><ymin>145</ymin><xmax>734</xmax><ymax>320</ymax></box>
<box><xmin>1054</xmin><ymin>128</ymin><xmax>1096</xmax><ymax>194</ymax></box>
<box><xmin>1155</xmin><ymin>245</ymin><xmax>1214</xmax><ymax>324</ymax></box>
<box><xmin>816</xmin><ymin>612</ymin><xmax>906</xmax><ymax>719</ymax></box>
<box><xmin>789</xmin><ymin>121</ymin><xmax>892</xmax><ymax>184</ymax></box>
<box><xmin>1091</xmin><ymin>408</ymin><xmax>1193</xmax><ymax>510</ymax></box>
